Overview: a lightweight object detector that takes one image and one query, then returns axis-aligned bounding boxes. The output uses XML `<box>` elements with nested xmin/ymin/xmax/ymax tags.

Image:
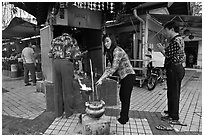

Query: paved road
<box><xmin>2</xmin><ymin>69</ymin><xmax>202</xmax><ymax>135</ymax></box>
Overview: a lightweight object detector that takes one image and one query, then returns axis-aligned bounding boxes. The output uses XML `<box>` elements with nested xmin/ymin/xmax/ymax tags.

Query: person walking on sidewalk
<box><xmin>156</xmin><ymin>21</ymin><xmax>186</xmax><ymax>125</ymax></box>
<box><xmin>21</xmin><ymin>43</ymin><xmax>36</xmax><ymax>86</ymax></box>
<box><xmin>96</xmin><ymin>34</ymin><xmax>135</xmax><ymax>125</ymax></box>
<box><xmin>48</xmin><ymin>33</ymin><xmax>82</xmax><ymax>118</ymax></box>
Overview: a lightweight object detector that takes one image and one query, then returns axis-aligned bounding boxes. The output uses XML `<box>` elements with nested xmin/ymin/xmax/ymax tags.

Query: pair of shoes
<box><xmin>117</xmin><ymin>117</ymin><xmax>129</xmax><ymax>125</ymax></box>
<box><xmin>25</xmin><ymin>83</ymin><xmax>31</xmax><ymax>86</ymax></box>
<box><xmin>155</xmin><ymin>124</ymin><xmax>174</xmax><ymax>131</ymax></box>
<box><xmin>169</xmin><ymin>120</ymin><xmax>187</xmax><ymax>126</ymax></box>
<box><xmin>161</xmin><ymin>116</ymin><xmax>172</xmax><ymax>121</ymax></box>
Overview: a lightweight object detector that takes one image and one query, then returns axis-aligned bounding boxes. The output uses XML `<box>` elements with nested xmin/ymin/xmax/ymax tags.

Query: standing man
<box><xmin>156</xmin><ymin>21</ymin><xmax>186</xmax><ymax>125</ymax></box>
<box><xmin>22</xmin><ymin>43</ymin><xmax>36</xmax><ymax>86</ymax></box>
<box><xmin>48</xmin><ymin>33</ymin><xmax>81</xmax><ymax>118</ymax></box>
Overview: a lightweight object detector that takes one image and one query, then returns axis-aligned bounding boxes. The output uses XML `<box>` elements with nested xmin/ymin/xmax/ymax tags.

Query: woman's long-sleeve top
<box><xmin>103</xmin><ymin>46</ymin><xmax>135</xmax><ymax>80</ymax></box>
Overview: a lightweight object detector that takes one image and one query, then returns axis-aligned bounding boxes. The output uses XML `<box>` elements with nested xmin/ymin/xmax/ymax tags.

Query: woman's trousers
<box><xmin>119</xmin><ymin>74</ymin><xmax>136</xmax><ymax>120</ymax></box>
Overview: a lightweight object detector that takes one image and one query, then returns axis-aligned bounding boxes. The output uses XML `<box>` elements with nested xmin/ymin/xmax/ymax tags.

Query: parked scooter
<box><xmin>146</xmin><ymin>65</ymin><xmax>165</xmax><ymax>91</ymax></box>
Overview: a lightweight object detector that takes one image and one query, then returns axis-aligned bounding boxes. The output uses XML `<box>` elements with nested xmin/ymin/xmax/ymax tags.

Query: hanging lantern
<box><xmin>101</xmin><ymin>2</ymin><xmax>104</xmax><ymax>10</ymax></box>
<box><xmin>51</xmin><ymin>3</ymin><xmax>59</xmax><ymax>16</ymax></box>
<box><xmin>110</xmin><ymin>2</ymin><xmax>114</xmax><ymax>13</ymax></box>
<box><xmin>189</xmin><ymin>34</ymin><xmax>194</xmax><ymax>40</ymax></box>
<box><xmin>183</xmin><ymin>29</ymin><xmax>190</xmax><ymax>36</ymax></box>
<box><xmin>59</xmin><ymin>2</ymin><xmax>65</xmax><ymax>19</ymax></box>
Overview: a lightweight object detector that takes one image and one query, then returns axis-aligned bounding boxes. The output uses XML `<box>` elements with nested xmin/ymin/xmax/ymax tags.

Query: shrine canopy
<box><xmin>2</xmin><ymin>17</ymin><xmax>40</xmax><ymax>39</ymax></box>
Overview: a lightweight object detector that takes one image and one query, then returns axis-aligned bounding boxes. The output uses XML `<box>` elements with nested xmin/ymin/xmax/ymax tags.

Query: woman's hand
<box><xmin>95</xmin><ymin>79</ymin><xmax>102</xmax><ymax>86</ymax></box>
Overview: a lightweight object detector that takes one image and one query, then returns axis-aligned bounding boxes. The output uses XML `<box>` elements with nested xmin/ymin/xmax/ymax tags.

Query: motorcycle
<box><xmin>146</xmin><ymin>65</ymin><xmax>165</xmax><ymax>91</ymax></box>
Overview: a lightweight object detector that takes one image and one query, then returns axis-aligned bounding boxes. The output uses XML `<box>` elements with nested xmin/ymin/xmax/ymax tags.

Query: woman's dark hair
<box><xmin>102</xmin><ymin>33</ymin><xmax>117</xmax><ymax>64</ymax></box>
<box><xmin>164</xmin><ymin>21</ymin><xmax>180</xmax><ymax>33</ymax></box>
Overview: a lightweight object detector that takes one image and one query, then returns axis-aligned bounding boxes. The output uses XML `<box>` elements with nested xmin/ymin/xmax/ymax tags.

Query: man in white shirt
<box><xmin>21</xmin><ymin>43</ymin><xmax>36</xmax><ymax>86</ymax></box>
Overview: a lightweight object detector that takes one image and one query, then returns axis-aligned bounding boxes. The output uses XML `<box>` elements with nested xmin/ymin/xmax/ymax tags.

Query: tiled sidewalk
<box><xmin>106</xmin><ymin>69</ymin><xmax>202</xmax><ymax>134</ymax></box>
<box><xmin>2</xmin><ymin>69</ymin><xmax>202</xmax><ymax>135</ymax></box>
<box><xmin>44</xmin><ymin>114</ymin><xmax>152</xmax><ymax>135</ymax></box>
<box><xmin>2</xmin><ymin>76</ymin><xmax>46</xmax><ymax>119</ymax></box>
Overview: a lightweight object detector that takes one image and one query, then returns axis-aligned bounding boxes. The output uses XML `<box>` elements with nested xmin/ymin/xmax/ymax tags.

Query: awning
<box><xmin>149</xmin><ymin>14</ymin><xmax>202</xmax><ymax>38</ymax></box>
<box><xmin>2</xmin><ymin>17</ymin><xmax>40</xmax><ymax>39</ymax></box>
<box><xmin>10</xmin><ymin>2</ymin><xmax>53</xmax><ymax>26</ymax></box>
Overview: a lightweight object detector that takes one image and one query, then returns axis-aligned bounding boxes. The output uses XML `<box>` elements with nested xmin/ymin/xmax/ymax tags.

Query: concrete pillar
<box><xmin>197</xmin><ymin>40</ymin><xmax>202</xmax><ymax>68</ymax></box>
<box><xmin>40</xmin><ymin>25</ymin><xmax>54</xmax><ymax>111</ymax></box>
<box><xmin>40</xmin><ymin>25</ymin><xmax>53</xmax><ymax>82</ymax></box>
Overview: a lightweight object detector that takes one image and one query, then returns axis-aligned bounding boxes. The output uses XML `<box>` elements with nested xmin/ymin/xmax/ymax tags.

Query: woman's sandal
<box><xmin>169</xmin><ymin>120</ymin><xmax>187</xmax><ymax>126</ymax></box>
<box><xmin>155</xmin><ymin>125</ymin><xmax>174</xmax><ymax>131</ymax></box>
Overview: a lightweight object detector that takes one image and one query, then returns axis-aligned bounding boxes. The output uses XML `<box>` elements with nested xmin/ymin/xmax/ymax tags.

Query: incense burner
<box><xmin>78</xmin><ymin>59</ymin><xmax>106</xmax><ymax>119</ymax></box>
<box><xmin>85</xmin><ymin>100</ymin><xmax>105</xmax><ymax>118</ymax></box>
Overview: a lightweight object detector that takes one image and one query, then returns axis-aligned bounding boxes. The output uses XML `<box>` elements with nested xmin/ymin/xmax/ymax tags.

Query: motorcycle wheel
<box><xmin>147</xmin><ymin>75</ymin><xmax>157</xmax><ymax>91</ymax></box>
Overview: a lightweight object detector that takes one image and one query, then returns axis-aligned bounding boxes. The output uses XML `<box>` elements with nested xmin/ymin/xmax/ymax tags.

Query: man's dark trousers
<box><xmin>53</xmin><ymin>59</ymin><xmax>74</xmax><ymax>118</ymax></box>
<box><xmin>166</xmin><ymin>63</ymin><xmax>185</xmax><ymax>120</ymax></box>
<box><xmin>24</xmin><ymin>63</ymin><xmax>36</xmax><ymax>84</ymax></box>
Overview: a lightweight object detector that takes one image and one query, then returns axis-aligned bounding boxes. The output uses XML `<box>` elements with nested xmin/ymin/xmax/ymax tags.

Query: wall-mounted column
<box><xmin>197</xmin><ymin>40</ymin><xmax>202</xmax><ymax>68</ymax></box>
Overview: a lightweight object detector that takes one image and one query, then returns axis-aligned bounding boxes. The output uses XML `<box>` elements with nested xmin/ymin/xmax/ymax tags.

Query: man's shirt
<box><xmin>164</xmin><ymin>35</ymin><xmax>186</xmax><ymax>66</ymax></box>
<box><xmin>22</xmin><ymin>47</ymin><xmax>35</xmax><ymax>64</ymax></box>
<box><xmin>48</xmin><ymin>33</ymin><xmax>81</xmax><ymax>60</ymax></box>
<box><xmin>104</xmin><ymin>46</ymin><xmax>135</xmax><ymax>80</ymax></box>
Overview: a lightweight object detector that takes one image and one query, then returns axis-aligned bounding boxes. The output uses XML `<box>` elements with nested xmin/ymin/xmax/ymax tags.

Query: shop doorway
<box><xmin>184</xmin><ymin>41</ymin><xmax>198</xmax><ymax>68</ymax></box>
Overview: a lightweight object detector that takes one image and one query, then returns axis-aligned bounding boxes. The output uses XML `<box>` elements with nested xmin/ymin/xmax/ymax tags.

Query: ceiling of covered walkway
<box><xmin>3</xmin><ymin>2</ymin><xmax>201</xmax><ymax>40</ymax></box>
<box><xmin>150</xmin><ymin>14</ymin><xmax>202</xmax><ymax>38</ymax></box>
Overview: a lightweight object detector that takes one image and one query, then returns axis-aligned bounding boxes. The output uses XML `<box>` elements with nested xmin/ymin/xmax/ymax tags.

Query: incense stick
<box><xmin>90</xmin><ymin>59</ymin><xmax>95</xmax><ymax>101</ymax></box>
